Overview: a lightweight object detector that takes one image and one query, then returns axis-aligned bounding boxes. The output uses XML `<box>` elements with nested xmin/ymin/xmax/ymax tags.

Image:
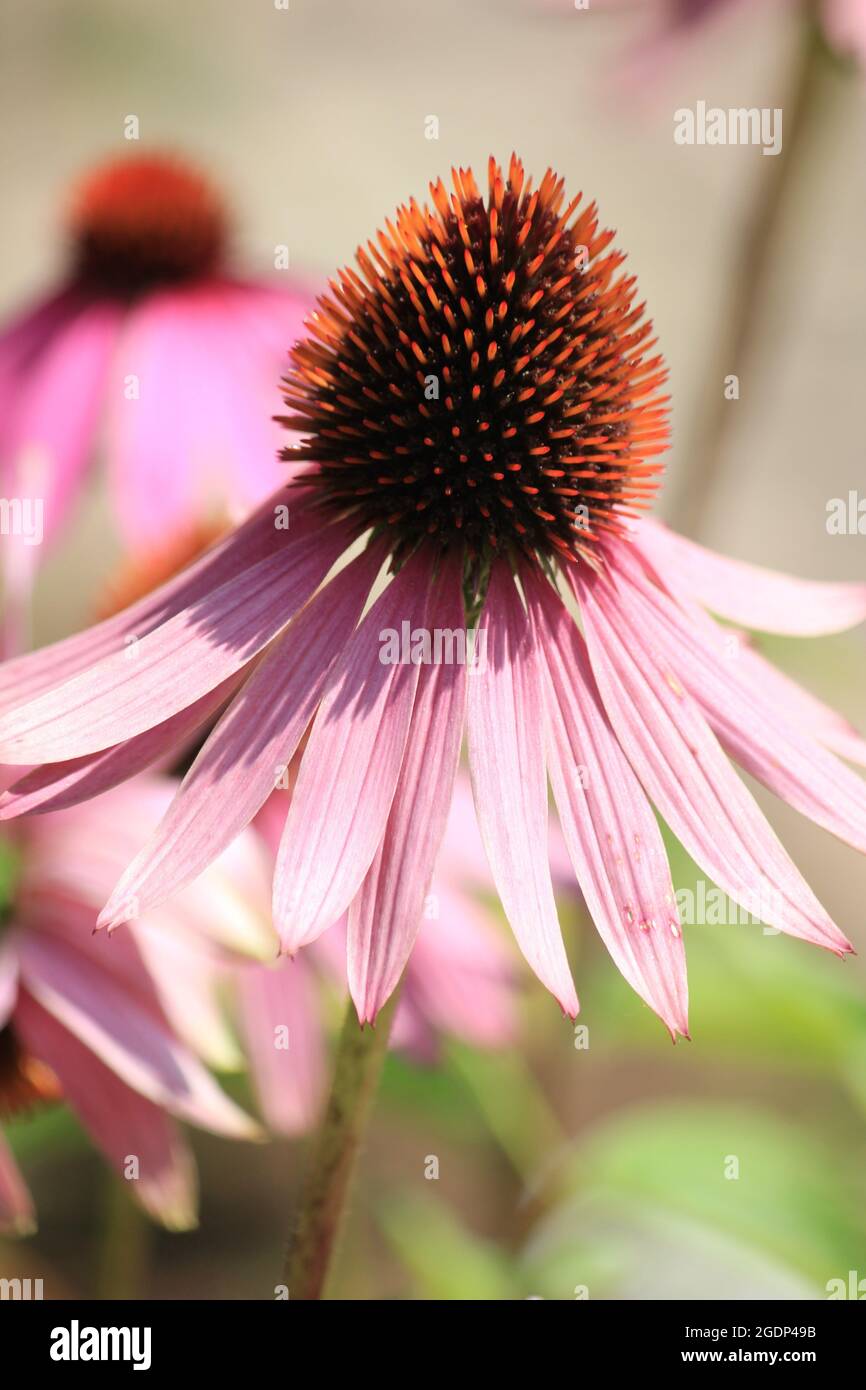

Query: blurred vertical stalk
<box><xmin>669</xmin><ymin>9</ymin><xmax>828</xmax><ymax>537</ymax></box>
<box><xmin>96</xmin><ymin>1178</ymin><xmax>152</xmax><ymax>1300</ymax></box>
<box><xmin>284</xmin><ymin>987</ymin><xmax>400</xmax><ymax>1300</ymax></box>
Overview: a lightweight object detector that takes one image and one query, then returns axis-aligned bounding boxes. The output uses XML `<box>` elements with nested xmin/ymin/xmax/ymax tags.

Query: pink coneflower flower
<box><xmin>0</xmin><ymin>777</ymin><xmax>270</xmax><ymax>1234</ymax></box>
<box><xmin>0</xmin><ymin>152</ymin><xmax>310</xmax><ymax>576</ymax></box>
<box><xmin>235</xmin><ymin>777</ymin><xmax>522</xmax><ymax>1135</ymax></box>
<box><xmin>1</xmin><ymin>156</ymin><xmax>865</xmax><ymax>1043</ymax></box>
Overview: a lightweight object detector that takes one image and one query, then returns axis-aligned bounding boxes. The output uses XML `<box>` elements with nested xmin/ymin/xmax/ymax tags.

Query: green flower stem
<box><xmin>96</xmin><ymin>1177</ymin><xmax>152</xmax><ymax>1300</ymax></box>
<box><xmin>284</xmin><ymin>987</ymin><xmax>401</xmax><ymax>1300</ymax></box>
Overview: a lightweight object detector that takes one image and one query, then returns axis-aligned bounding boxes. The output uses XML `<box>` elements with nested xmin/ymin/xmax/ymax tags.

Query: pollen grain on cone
<box><xmin>280</xmin><ymin>155</ymin><xmax>669</xmax><ymax>567</ymax></box>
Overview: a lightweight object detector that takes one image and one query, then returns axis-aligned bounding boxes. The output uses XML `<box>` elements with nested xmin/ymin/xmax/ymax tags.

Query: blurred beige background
<box><xmin>1</xmin><ymin>0</ymin><xmax>865</xmax><ymax>930</ymax></box>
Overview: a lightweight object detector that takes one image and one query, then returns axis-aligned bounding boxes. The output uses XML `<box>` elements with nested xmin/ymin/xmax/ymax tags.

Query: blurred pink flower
<box><xmin>0</xmin><ymin>152</ymin><xmax>311</xmax><ymax>636</ymax></box>
<box><xmin>1</xmin><ymin>159</ymin><xmax>865</xmax><ymax>1044</ymax></box>
<box><xmin>0</xmin><ymin>776</ymin><xmax>272</xmax><ymax>1234</ymax></box>
<box><xmin>234</xmin><ymin>776</ymin><xmax>528</xmax><ymax>1136</ymax></box>
<box><xmin>563</xmin><ymin>0</ymin><xmax>866</xmax><ymax>76</ymax></box>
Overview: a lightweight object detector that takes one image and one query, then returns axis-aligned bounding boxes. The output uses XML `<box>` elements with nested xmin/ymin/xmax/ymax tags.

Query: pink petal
<box><xmin>6</xmin><ymin>298</ymin><xmax>123</xmax><ymax>545</ymax></box>
<box><xmin>0</xmin><ymin>523</ymin><xmax>346</xmax><ymax>763</ymax></box>
<box><xmin>466</xmin><ymin>563</ymin><xmax>578</xmax><ymax>1015</ymax></box>
<box><xmin>609</xmin><ymin>540</ymin><xmax>866</xmax><ymax>857</ymax></box>
<box><xmin>524</xmin><ymin>568</ymin><xmax>688</xmax><ymax>1037</ymax></box>
<box><xmin>106</xmin><ymin>291</ymin><xmax>221</xmax><ymax>545</ymax></box>
<box><xmin>0</xmin><ymin>486</ymin><xmax>322</xmax><ymax>714</ymax></box>
<box><xmin>0</xmin><ymin>1133</ymin><xmax>35</xmax><ymax>1235</ymax></box>
<box><xmin>635</xmin><ymin>518</ymin><xmax>866</xmax><ymax>635</ymax></box>
<box><xmin>13</xmin><ymin>994</ymin><xmax>197</xmax><ymax>1230</ymax></box>
<box><xmin>571</xmin><ymin>564</ymin><xmax>852</xmax><ymax>955</ymax></box>
<box><xmin>405</xmin><ymin>885</ymin><xmax>518</xmax><ymax>1048</ymax></box>
<box><xmin>274</xmin><ymin>552</ymin><xmax>432</xmax><ymax>953</ymax></box>
<box><xmin>17</xmin><ymin>934</ymin><xmax>259</xmax><ymax>1137</ymax></box>
<box><xmin>97</xmin><ymin>546</ymin><xmax>383</xmax><ymax>926</ymax></box>
<box><xmin>130</xmin><ymin>923</ymin><xmax>242</xmax><ymax>1072</ymax></box>
<box><xmin>727</xmin><ymin>645</ymin><xmax>866</xmax><ymax>767</ymax></box>
<box><xmin>182</xmin><ymin>282</ymin><xmax>310</xmax><ymax>509</ymax></box>
<box><xmin>0</xmin><ymin>673</ymin><xmax>241</xmax><ymax>818</ymax></box>
<box><xmin>348</xmin><ymin>554</ymin><xmax>467</xmax><ymax>1022</ymax></box>
<box><xmin>235</xmin><ymin>957</ymin><xmax>326</xmax><ymax>1136</ymax></box>
<box><xmin>632</xmin><ymin>527</ymin><xmax>866</xmax><ymax>765</ymax></box>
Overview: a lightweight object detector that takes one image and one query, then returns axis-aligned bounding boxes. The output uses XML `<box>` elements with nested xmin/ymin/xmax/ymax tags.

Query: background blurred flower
<box><xmin>0</xmin><ymin>151</ymin><xmax>311</xmax><ymax>649</ymax></box>
<box><xmin>571</xmin><ymin>0</ymin><xmax>866</xmax><ymax>79</ymax></box>
<box><xmin>0</xmin><ymin>774</ymin><xmax>273</xmax><ymax>1234</ymax></box>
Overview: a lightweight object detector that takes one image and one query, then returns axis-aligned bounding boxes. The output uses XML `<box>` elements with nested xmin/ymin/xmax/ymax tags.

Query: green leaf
<box><xmin>521</xmin><ymin>1103</ymin><xmax>866</xmax><ymax>1299</ymax></box>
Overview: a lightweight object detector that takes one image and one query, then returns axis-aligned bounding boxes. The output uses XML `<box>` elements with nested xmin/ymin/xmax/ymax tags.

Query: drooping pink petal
<box><xmin>17</xmin><ymin>934</ymin><xmax>259</xmax><ymax>1137</ymax></box>
<box><xmin>466</xmin><ymin>563</ymin><xmax>578</xmax><ymax>1016</ymax></box>
<box><xmin>0</xmin><ymin>1133</ymin><xmax>35</xmax><ymax>1235</ymax></box>
<box><xmin>631</xmin><ymin>526</ymin><xmax>866</xmax><ymax>765</ymax></box>
<box><xmin>0</xmin><ymin>672</ymin><xmax>242</xmax><ymax>818</ymax></box>
<box><xmin>348</xmin><ymin>554</ymin><xmax>467</xmax><ymax>1023</ymax></box>
<box><xmin>13</xmin><ymin>994</ymin><xmax>197</xmax><ymax>1230</ymax></box>
<box><xmin>571</xmin><ymin>564</ymin><xmax>852</xmax><ymax>955</ymax></box>
<box><xmin>635</xmin><ymin>518</ymin><xmax>866</xmax><ymax>635</ymax></box>
<box><xmin>131</xmin><ymin>922</ymin><xmax>243</xmax><ymax>1072</ymax></box>
<box><xmin>181</xmin><ymin>282</ymin><xmax>310</xmax><ymax>508</ymax></box>
<box><xmin>106</xmin><ymin>290</ymin><xmax>225</xmax><ymax>546</ymax></box>
<box><xmin>0</xmin><ymin>289</ymin><xmax>84</xmax><ymax>392</ymax></box>
<box><xmin>0</xmin><ymin>487</ymin><xmax>322</xmax><ymax>714</ymax></box>
<box><xmin>235</xmin><ymin>957</ymin><xmax>326</xmax><ymax>1136</ymax></box>
<box><xmin>6</xmin><ymin>298</ymin><xmax>123</xmax><ymax>545</ymax></box>
<box><xmin>609</xmin><ymin>539</ymin><xmax>866</xmax><ymax>856</ymax></box>
<box><xmin>274</xmin><ymin>552</ymin><xmax>433</xmax><ymax>953</ymax></box>
<box><xmin>0</xmin><ymin>523</ymin><xmax>347</xmax><ymax>763</ymax></box>
<box><xmin>17</xmin><ymin>772</ymin><xmax>273</xmax><ymax>965</ymax></box>
<box><xmin>524</xmin><ymin>568</ymin><xmax>688</xmax><ymax>1037</ymax></box>
<box><xmin>0</xmin><ymin>294</ymin><xmax>121</xmax><ymax>659</ymax></box>
<box><xmin>405</xmin><ymin>886</ymin><xmax>518</xmax><ymax>1049</ymax></box>
<box><xmin>725</xmin><ymin>643</ymin><xmax>866</xmax><ymax>767</ymax></box>
<box><xmin>97</xmin><ymin>546</ymin><xmax>383</xmax><ymax>927</ymax></box>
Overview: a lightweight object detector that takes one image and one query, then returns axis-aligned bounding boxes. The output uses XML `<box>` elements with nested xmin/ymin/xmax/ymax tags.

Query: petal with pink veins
<box><xmin>274</xmin><ymin>551</ymin><xmax>432</xmax><ymax>953</ymax></box>
<box><xmin>348</xmin><ymin>554</ymin><xmax>467</xmax><ymax>1023</ymax></box>
<box><xmin>525</xmin><ymin>568</ymin><xmax>688</xmax><ymax>1038</ymax></box>
<box><xmin>0</xmin><ymin>486</ymin><xmax>323</xmax><ymax>714</ymax></box>
<box><xmin>608</xmin><ymin>540</ymin><xmax>866</xmax><ymax>857</ymax></box>
<box><xmin>97</xmin><ymin>546</ymin><xmax>383</xmax><ymax>928</ymax></box>
<box><xmin>466</xmin><ymin>563</ymin><xmax>578</xmax><ymax>1016</ymax></box>
<box><xmin>635</xmin><ymin>518</ymin><xmax>866</xmax><ymax>635</ymax></box>
<box><xmin>17</xmin><ymin>934</ymin><xmax>259</xmax><ymax>1137</ymax></box>
<box><xmin>0</xmin><ymin>672</ymin><xmax>242</xmax><ymax>818</ymax></box>
<box><xmin>571</xmin><ymin>565</ymin><xmax>852</xmax><ymax>955</ymax></box>
<box><xmin>0</xmin><ymin>523</ymin><xmax>347</xmax><ymax>763</ymax></box>
<box><xmin>13</xmin><ymin>994</ymin><xmax>197</xmax><ymax>1230</ymax></box>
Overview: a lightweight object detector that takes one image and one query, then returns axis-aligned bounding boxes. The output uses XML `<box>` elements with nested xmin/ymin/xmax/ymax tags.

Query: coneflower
<box><xmin>1</xmin><ymin>155</ymin><xmax>865</xmax><ymax>1046</ymax></box>
<box><xmin>0</xmin><ymin>151</ymin><xmax>311</xmax><ymax>646</ymax></box>
<box><xmin>0</xmin><ymin>776</ymin><xmax>270</xmax><ymax>1234</ymax></box>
